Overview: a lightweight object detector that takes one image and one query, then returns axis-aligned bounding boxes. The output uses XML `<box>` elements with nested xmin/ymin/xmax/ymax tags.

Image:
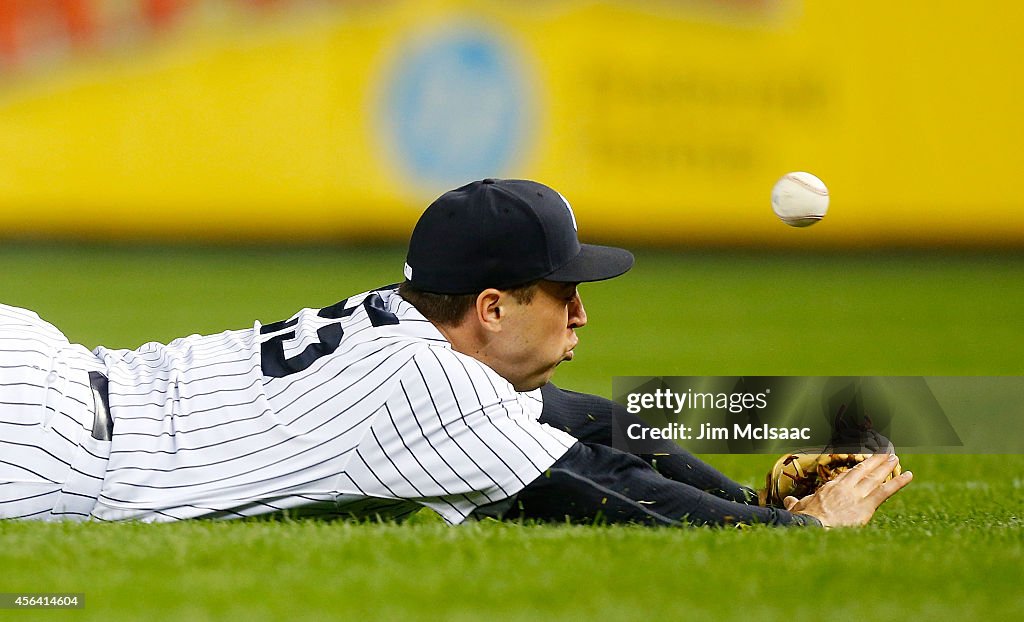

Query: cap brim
<box><xmin>544</xmin><ymin>243</ymin><xmax>635</xmax><ymax>284</ymax></box>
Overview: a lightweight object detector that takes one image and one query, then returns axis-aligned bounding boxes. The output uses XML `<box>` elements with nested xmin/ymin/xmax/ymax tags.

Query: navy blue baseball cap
<box><xmin>404</xmin><ymin>179</ymin><xmax>634</xmax><ymax>294</ymax></box>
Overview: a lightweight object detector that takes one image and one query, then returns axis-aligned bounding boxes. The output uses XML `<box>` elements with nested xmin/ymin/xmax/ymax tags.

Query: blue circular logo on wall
<box><xmin>381</xmin><ymin>28</ymin><xmax>530</xmax><ymax>188</ymax></box>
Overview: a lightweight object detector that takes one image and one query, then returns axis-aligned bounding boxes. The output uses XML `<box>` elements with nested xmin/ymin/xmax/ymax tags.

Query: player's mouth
<box><xmin>564</xmin><ymin>337</ymin><xmax>578</xmax><ymax>361</ymax></box>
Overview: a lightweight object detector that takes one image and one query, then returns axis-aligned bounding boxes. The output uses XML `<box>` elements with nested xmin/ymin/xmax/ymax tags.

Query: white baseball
<box><xmin>771</xmin><ymin>172</ymin><xmax>829</xmax><ymax>227</ymax></box>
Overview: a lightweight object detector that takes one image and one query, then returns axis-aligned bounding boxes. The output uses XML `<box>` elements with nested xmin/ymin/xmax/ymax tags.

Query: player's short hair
<box><xmin>398</xmin><ymin>280</ymin><xmax>538</xmax><ymax>327</ymax></box>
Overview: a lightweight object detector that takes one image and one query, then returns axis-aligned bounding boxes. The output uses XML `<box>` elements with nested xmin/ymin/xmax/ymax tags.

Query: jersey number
<box><xmin>259</xmin><ymin>293</ymin><xmax>399</xmax><ymax>378</ymax></box>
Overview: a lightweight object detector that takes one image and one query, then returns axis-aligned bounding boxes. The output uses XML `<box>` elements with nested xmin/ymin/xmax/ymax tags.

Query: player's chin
<box><xmin>515</xmin><ymin>377</ymin><xmax>549</xmax><ymax>392</ymax></box>
<box><xmin>519</xmin><ymin>366</ymin><xmax>561</xmax><ymax>392</ymax></box>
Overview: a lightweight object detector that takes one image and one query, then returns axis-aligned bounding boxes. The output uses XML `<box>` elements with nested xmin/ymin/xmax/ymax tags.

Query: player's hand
<box><xmin>783</xmin><ymin>453</ymin><xmax>913</xmax><ymax>528</ymax></box>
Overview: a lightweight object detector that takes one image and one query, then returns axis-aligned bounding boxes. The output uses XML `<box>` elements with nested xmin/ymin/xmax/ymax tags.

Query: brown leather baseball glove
<box><xmin>760</xmin><ymin>453</ymin><xmax>902</xmax><ymax>507</ymax></box>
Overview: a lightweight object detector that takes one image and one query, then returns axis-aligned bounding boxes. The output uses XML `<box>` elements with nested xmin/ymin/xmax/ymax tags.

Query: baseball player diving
<box><xmin>0</xmin><ymin>179</ymin><xmax>912</xmax><ymax>527</ymax></box>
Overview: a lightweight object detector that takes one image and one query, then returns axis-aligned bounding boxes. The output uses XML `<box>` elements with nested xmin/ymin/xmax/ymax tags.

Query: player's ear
<box><xmin>474</xmin><ymin>289</ymin><xmax>504</xmax><ymax>331</ymax></box>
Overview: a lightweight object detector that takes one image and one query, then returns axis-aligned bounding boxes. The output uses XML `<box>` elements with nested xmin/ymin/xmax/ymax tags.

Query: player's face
<box><xmin>496</xmin><ymin>280</ymin><xmax>587</xmax><ymax>392</ymax></box>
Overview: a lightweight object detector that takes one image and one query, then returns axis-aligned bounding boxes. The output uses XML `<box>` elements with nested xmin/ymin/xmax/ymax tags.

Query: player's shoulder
<box><xmin>383</xmin><ymin>288</ymin><xmax>537</xmax><ymax>405</ymax></box>
<box><xmin>406</xmin><ymin>341</ymin><xmax>525</xmax><ymax>402</ymax></box>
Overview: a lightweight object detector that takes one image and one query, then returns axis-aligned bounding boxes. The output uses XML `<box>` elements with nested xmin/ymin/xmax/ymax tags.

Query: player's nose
<box><xmin>569</xmin><ymin>293</ymin><xmax>587</xmax><ymax>329</ymax></box>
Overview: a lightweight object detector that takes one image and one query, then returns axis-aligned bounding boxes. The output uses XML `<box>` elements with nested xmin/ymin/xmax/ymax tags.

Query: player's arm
<box><xmin>503</xmin><ymin>443</ymin><xmax>911</xmax><ymax>528</ymax></box>
<box><xmin>502</xmin><ymin>441</ymin><xmax>820</xmax><ymax>527</ymax></box>
<box><xmin>539</xmin><ymin>383</ymin><xmax>758</xmax><ymax>504</ymax></box>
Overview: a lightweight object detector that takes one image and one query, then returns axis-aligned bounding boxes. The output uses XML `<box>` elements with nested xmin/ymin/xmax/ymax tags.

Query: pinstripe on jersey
<box><xmin>86</xmin><ymin>287</ymin><xmax>576</xmax><ymax>524</ymax></box>
<box><xmin>0</xmin><ymin>304</ymin><xmax>111</xmax><ymax>520</ymax></box>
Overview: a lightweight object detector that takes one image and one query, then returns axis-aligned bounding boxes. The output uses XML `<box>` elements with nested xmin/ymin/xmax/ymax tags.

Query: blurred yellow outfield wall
<box><xmin>0</xmin><ymin>0</ymin><xmax>1021</xmax><ymax>246</ymax></box>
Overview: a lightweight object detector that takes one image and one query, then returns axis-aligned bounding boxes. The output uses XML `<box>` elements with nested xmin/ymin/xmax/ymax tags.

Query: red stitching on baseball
<box><xmin>785</xmin><ymin>174</ymin><xmax>829</xmax><ymax>196</ymax></box>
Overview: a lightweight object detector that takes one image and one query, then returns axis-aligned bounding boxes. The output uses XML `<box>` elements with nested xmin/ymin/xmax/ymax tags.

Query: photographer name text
<box><xmin>626</xmin><ymin>422</ymin><xmax>811</xmax><ymax>441</ymax></box>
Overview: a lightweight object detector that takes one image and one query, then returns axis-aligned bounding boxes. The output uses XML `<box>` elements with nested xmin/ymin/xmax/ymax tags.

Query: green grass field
<box><xmin>1</xmin><ymin>245</ymin><xmax>1022</xmax><ymax>620</ymax></box>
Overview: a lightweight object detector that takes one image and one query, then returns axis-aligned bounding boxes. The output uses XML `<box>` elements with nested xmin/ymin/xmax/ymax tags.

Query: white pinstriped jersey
<box><xmin>1</xmin><ymin>288</ymin><xmax>577</xmax><ymax>523</ymax></box>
